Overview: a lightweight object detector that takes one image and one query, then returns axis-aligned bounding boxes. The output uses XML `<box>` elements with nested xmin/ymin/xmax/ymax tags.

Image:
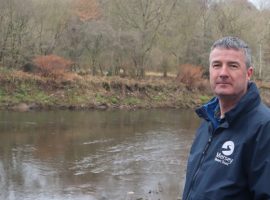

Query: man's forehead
<box><xmin>209</xmin><ymin>48</ymin><xmax>245</xmax><ymax>60</ymax></box>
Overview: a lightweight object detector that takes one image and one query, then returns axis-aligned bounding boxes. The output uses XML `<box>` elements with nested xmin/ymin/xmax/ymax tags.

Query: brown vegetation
<box><xmin>73</xmin><ymin>0</ymin><xmax>102</xmax><ymax>21</ymax></box>
<box><xmin>32</xmin><ymin>55</ymin><xmax>74</xmax><ymax>78</ymax></box>
<box><xmin>176</xmin><ymin>64</ymin><xmax>210</xmax><ymax>91</ymax></box>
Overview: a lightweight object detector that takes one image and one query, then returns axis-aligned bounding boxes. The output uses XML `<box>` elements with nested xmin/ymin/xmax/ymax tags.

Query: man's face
<box><xmin>209</xmin><ymin>48</ymin><xmax>253</xmax><ymax>100</ymax></box>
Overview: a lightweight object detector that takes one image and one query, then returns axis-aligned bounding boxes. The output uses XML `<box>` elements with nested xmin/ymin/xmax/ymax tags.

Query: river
<box><xmin>0</xmin><ymin>109</ymin><xmax>200</xmax><ymax>200</ymax></box>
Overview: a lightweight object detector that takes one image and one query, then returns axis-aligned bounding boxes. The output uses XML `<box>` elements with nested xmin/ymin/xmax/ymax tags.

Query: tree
<box><xmin>110</xmin><ymin>0</ymin><xmax>177</xmax><ymax>77</ymax></box>
<box><xmin>83</xmin><ymin>21</ymin><xmax>114</xmax><ymax>75</ymax></box>
<box><xmin>0</xmin><ymin>0</ymin><xmax>33</xmax><ymax>68</ymax></box>
<box><xmin>253</xmin><ymin>9</ymin><xmax>270</xmax><ymax>79</ymax></box>
<box><xmin>158</xmin><ymin>0</ymin><xmax>207</xmax><ymax>68</ymax></box>
<box><xmin>31</xmin><ymin>0</ymin><xmax>71</xmax><ymax>55</ymax></box>
<box><xmin>210</xmin><ymin>0</ymin><xmax>255</xmax><ymax>37</ymax></box>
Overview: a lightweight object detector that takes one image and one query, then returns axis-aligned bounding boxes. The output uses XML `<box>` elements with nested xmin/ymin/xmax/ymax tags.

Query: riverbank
<box><xmin>0</xmin><ymin>70</ymin><xmax>213</xmax><ymax>111</ymax></box>
<box><xmin>0</xmin><ymin>70</ymin><xmax>269</xmax><ymax>112</ymax></box>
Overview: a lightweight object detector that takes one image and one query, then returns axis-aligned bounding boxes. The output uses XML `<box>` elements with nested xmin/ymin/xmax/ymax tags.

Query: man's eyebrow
<box><xmin>211</xmin><ymin>60</ymin><xmax>240</xmax><ymax>64</ymax></box>
<box><xmin>211</xmin><ymin>60</ymin><xmax>221</xmax><ymax>64</ymax></box>
<box><xmin>228</xmin><ymin>61</ymin><xmax>240</xmax><ymax>65</ymax></box>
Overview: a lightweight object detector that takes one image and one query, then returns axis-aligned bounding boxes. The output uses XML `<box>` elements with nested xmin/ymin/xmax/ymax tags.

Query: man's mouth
<box><xmin>216</xmin><ymin>82</ymin><xmax>232</xmax><ymax>88</ymax></box>
<box><xmin>216</xmin><ymin>82</ymin><xmax>231</xmax><ymax>85</ymax></box>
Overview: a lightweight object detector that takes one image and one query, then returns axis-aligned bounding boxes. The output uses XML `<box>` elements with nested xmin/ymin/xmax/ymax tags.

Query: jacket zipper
<box><xmin>185</xmin><ymin>133</ymin><xmax>213</xmax><ymax>200</ymax></box>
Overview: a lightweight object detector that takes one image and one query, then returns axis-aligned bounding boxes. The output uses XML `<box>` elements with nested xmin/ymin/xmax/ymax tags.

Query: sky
<box><xmin>248</xmin><ymin>0</ymin><xmax>270</xmax><ymax>9</ymax></box>
<box><xmin>248</xmin><ymin>0</ymin><xmax>259</xmax><ymax>8</ymax></box>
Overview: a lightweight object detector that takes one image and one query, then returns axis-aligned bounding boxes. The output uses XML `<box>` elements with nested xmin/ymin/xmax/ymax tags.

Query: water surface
<box><xmin>0</xmin><ymin>109</ymin><xmax>200</xmax><ymax>200</ymax></box>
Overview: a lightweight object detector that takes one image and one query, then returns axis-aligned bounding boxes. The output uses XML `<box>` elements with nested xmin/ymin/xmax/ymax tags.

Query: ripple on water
<box><xmin>82</xmin><ymin>139</ymin><xmax>113</xmax><ymax>145</ymax></box>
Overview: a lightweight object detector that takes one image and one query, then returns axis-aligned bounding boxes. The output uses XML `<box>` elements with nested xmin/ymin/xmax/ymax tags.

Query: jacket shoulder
<box><xmin>253</xmin><ymin>103</ymin><xmax>270</xmax><ymax>124</ymax></box>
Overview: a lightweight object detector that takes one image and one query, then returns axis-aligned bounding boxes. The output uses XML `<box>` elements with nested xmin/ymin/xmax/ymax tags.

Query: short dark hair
<box><xmin>210</xmin><ymin>36</ymin><xmax>252</xmax><ymax>68</ymax></box>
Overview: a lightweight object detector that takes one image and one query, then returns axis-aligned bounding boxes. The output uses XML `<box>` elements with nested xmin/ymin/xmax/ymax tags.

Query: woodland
<box><xmin>1</xmin><ymin>0</ymin><xmax>270</xmax><ymax>79</ymax></box>
<box><xmin>1</xmin><ymin>0</ymin><xmax>270</xmax><ymax>110</ymax></box>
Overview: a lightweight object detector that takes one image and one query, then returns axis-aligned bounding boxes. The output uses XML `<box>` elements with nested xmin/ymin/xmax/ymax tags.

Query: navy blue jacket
<box><xmin>182</xmin><ymin>82</ymin><xmax>270</xmax><ymax>200</ymax></box>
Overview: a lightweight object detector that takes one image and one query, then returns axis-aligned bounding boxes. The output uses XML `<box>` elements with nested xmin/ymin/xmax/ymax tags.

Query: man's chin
<box><xmin>214</xmin><ymin>90</ymin><xmax>234</xmax><ymax>97</ymax></box>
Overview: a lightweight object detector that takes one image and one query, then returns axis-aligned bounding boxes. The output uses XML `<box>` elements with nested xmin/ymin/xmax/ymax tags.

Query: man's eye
<box><xmin>230</xmin><ymin>64</ymin><xmax>238</xmax><ymax>69</ymax></box>
<box><xmin>213</xmin><ymin>64</ymin><xmax>220</xmax><ymax>68</ymax></box>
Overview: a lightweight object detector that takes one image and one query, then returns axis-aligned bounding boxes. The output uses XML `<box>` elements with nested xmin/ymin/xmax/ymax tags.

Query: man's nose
<box><xmin>219</xmin><ymin>65</ymin><xmax>229</xmax><ymax>77</ymax></box>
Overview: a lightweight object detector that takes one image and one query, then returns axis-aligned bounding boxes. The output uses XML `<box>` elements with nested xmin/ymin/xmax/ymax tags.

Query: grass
<box><xmin>123</xmin><ymin>97</ymin><xmax>141</xmax><ymax>106</ymax></box>
<box><xmin>0</xmin><ymin>69</ymin><xmax>213</xmax><ymax>110</ymax></box>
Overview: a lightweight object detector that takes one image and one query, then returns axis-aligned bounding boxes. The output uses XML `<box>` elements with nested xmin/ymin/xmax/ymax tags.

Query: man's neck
<box><xmin>218</xmin><ymin>96</ymin><xmax>242</xmax><ymax>118</ymax></box>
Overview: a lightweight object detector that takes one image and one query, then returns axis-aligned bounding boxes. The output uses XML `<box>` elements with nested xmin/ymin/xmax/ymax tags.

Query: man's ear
<box><xmin>247</xmin><ymin>67</ymin><xmax>253</xmax><ymax>80</ymax></box>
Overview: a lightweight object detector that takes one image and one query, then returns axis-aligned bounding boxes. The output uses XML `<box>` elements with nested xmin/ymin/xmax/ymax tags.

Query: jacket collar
<box><xmin>224</xmin><ymin>82</ymin><xmax>261</xmax><ymax>125</ymax></box>
<box><xmin>196</xmin><ymin>82</ymin><xmax>261</xmax><ymax>128</ymax></box>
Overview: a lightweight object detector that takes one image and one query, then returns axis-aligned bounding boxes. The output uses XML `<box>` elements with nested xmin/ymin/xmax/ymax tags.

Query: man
<box><xmin>182</xmin><ymin>36</ymin><xmax>270</xmax><ymax>200</ymax></box>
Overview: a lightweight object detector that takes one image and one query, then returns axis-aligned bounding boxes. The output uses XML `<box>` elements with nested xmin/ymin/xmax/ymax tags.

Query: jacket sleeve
<box><xmin>248</xmin><ymin>121</ymin><xmax>270</xmax><ymax>199</ymax></box>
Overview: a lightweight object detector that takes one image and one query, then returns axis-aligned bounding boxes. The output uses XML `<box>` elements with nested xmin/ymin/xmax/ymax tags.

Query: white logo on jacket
<box><xmin>215</xmin><ymin>141</ymin><xmax>235</xmax><ymax>166</ymax></box>
<box><xmin>222</xmin><ymin>141</ymin><xmax>235</xmax><ymax>156</ymax></box>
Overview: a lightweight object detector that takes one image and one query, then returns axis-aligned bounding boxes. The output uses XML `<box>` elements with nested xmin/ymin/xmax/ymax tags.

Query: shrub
<box><xmin>33</xmin><ymin>55</ymin><xmax>73</xmax><ymax>78</ymax></box>
<box><xmin>176</xmin><ymin>64</ymin><xmax>206</xmax><ymax>90</ymax></box>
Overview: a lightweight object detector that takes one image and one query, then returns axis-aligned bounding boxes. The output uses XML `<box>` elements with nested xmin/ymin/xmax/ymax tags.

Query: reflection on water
<box><xmin>0</xmin><ymin>109</ymin><xmax>200</xmax><ymax>200</ymax></box>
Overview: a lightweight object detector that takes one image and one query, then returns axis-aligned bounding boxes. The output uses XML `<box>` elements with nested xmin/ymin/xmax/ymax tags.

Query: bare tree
<box><xmin>158</xmin><ymin>0</ymin><xmax>206</xmax><ymax>67</ymax></box>
<box><xmin>83</xmin><ymin>21</ymin><xmax>114</xmax><ymax>75</ymax></box>
<box><xmin>0</xmin><ymin>0</ymin><xmax>33</xmax><ymax>68</ymax></box>
<box><xmin>110</xmin><ymin>0</ymin><xmax>177</xmax><ymax>77</ymax></box>
<box><xmin>31</xmin><ymin>0</ymin><xmax>71</xmax><ymax>55</ymax></box>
